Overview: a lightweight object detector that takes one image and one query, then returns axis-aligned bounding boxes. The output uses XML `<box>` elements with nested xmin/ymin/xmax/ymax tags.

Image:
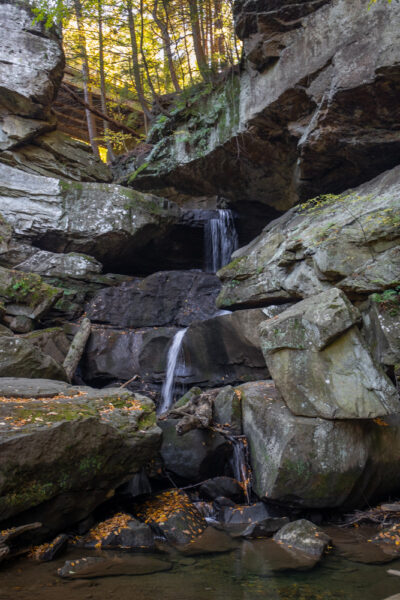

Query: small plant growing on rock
<box><xmin>371</xmin><ymin>286</ymin><xmax>400</xmax><ymax>316</ymax></box>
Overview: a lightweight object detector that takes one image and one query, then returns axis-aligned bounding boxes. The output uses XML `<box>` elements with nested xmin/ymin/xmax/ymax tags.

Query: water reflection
<box><xmin>1</xmin><ymin>540</ymin><xmax>400</xmax><ymax>600</ymax></box>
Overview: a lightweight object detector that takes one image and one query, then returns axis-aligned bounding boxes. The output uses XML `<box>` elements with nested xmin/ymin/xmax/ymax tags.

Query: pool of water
<box><xmin>1</xmin><ymin>539</ymin><xmax>400</xmax><ymax>600</ymax></box>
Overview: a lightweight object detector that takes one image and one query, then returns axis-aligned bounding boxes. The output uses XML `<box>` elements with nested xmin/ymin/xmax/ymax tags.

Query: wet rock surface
<box><xmin>57</xmin><ymin>554</ymin><xmax>172</xmax><ymax>579</ymax></box>
<box><xmin>273</xmin><ymin>519</ymin><xmax>331</xmax><ymax>558</ymax></box>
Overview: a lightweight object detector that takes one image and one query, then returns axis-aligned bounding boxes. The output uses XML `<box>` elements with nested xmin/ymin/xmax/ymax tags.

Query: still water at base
<box><xmin>1</xmin><ymin>539</ymin><xmax>400</xmax><ymax>600</ymax></box>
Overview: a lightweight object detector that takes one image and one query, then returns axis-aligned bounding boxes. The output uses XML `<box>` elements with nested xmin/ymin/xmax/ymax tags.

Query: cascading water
<box><xmin>204</xmin><ymin>209</ymin><xmax>239</xmax><ymax>273</ymax></box>
<box><xmin>158</xmin><ymin>328</ymin><xmax>187</xmax><ymax>415</ymax></box>
<box><xmin>229</xmin><ymin>435</ymin><xmax>251</xmax><ymax>504</ymax></box>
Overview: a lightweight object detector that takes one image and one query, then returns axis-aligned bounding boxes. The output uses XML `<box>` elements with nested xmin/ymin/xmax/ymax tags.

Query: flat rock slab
<box><xmin>218</xmin><ymin>168</ymin><xmax>400</xmax><ymax>308</ymax></box>
<box><xmin>177</xmin><ymin>526</ymin><xmax>237</xmax><ymax>556</ymax></box>
<box><xmin>57</xmin><ymin>555</ymin><xmax>172</xmax><ymax>579</ymax></box>
<box><xmin>0</xmin><ymin>380</ymin><xmax>161</xmax><ymax>535</ymax></box>
<box><xmin>240</xmin><ymin>538</ymin><xmax>319</xmax><ymax>575</ymax></box>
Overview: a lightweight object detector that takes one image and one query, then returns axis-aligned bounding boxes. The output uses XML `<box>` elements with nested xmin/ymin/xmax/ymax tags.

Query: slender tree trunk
<box><xmin>126</xmin><ymin>0</ymin><xmax>152</xmax><ymax>120</ymax></box>
<box><xmin>153</xmin><ymin>0</ymin><xmax>181</xmax><ymax>92</ymax></box>
<box><xmin>181</xmin><ymin>3</ymin><xmax>194</xmax><ymax>84</ymax></box>
<box><xmin>139</xmin><ymin>0</ymin><xmax>170</xmax><ymax>115</ymax></box>
<box><xmin>73</xmin><ymin>0</ymin><xmax>99</xmax><ymax>157</ymax></box>
<box><xmin>187</xmin><ymin>0</ymin><xmax>209</xmax><ymax>80</ymax></box>
<box><xmin>97</xmin><ymin>0</ymin><xmax>115</xmax><ymax>161</ymax></box>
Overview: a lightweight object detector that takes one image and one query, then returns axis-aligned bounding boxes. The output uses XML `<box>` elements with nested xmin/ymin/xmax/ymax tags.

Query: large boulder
<box><xmin>259</xmin><ymin>288</ymin><xmax>399</xmax><ymax>419</ymax></box>
<box><xmin>0</xmin><ymin>331</ymin><xmax>67</xmax><ymax>381</ymax></box>
<box><xmin>116</xmin><ymin>0</ymin><xmax>400</xmax><ymax>228</ymax></box>
<box><xmin>0</xmin><ymin>378</ymin><xmax>161</xmax><ymax>536</ymax></box>
<box><xmin>179</xmin><ymin>308</ymin><xmax>270</xmax><ymax>388</ymax></box>
<box><xmin>217</xmin><ymin>167</ymin><xmax>400</xmax><ymax>308</ymax></box>
<box><xmin>82</xmin><ymin>324</ymin><xmax>178</xmax><ymax>387</ymax></box>
<box><xmin>21</xmin><ymin>327</ymin><xmax>70</xmax><ymax>366</ymax></box>
<box><xmin>240</xmin><ymin>381</ymin><xmax>400</xmax><ymax>508</ymax></box>
<box><xmin>362</xmin><ymin>293</ymin><xmax>400</xmax><ymax>370</ymax></box>
<box><xmin>0</xmin><ymin>1</ymin><xmax>64</xmax><ymax>120</ymax></box>
<box><xmin>0</xmin><ymin>163</ymin><xmax>182</xmax><ymax>272</ymax></box>
<box><xmin>86</xmin><ymin>271</ymin><xmax>221</xmax><ymax>328</ymax></box>
<box><xmin>159</xmin><ymin>419</ymin><xmax>232</xmax><ymax>483</ymax></box>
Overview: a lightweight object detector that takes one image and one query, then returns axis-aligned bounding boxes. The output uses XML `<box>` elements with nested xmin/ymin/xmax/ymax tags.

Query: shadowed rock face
<box><xmin>118</xmin><ymin>0</ymin><xmax>400</xmax><ymax>223</ymax></box>
<box><xmin>86</xmin><ymin>271</ymin><xmax>221</xmax><ymax>328</ymax></box>
<box><xmin>82</xmin><ymin>308</ymin><xmax>270</xmax><ymax>392</ymax></box>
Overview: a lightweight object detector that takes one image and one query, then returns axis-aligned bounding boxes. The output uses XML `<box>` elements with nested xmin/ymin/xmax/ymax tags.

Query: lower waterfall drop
<box><xmin>204</xmin><ymin>208</ymin><xmax>239</xmax><ymax>273</ymax></box>
<box><xmin>230</xmin><ymin>435</ymin><xmax>251</xmax><ymax>504</ymax></box>
<box><xmin>158</xmin><ymin>328</ymin><xmax>187</xmax><ymax>415</ymax></box>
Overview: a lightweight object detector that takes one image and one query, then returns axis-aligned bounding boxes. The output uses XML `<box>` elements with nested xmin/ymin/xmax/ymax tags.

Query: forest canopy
<box><xmin>30</xmin><ymin>0</ymin><xmax>240</xmax><ymax>158</ymax></box>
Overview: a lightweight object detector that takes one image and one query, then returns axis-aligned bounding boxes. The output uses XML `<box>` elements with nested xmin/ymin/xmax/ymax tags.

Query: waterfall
<box><xmin>230</xmin><ymin>435</ymin><xmax>251</xmax><ymax>504</ymax></box>
<box><xmin>158</xmin><ymin>328</ymin><xmax>187</xmax><ymax>415</ymax></box>
<box><xmin>204</xmin><ymin>209</ymin><xmax>238</xmax><ymax>273</ymax></box>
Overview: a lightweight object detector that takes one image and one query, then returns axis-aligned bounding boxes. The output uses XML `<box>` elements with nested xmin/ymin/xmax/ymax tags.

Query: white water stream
<box><xmin>204</xmin><ymin>209</ymin><xmax>238</xmax><ymax>272</ymax></box>
<box><xmin>158</xmin><ymin>328</ymin><xmax>187</xmax><ymax>415</ymax></box>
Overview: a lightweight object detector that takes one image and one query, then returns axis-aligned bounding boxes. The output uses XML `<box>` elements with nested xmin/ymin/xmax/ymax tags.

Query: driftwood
<box><xmin>169</xmin><ymin>392</ymin><xmax>215</xmax><ymax>435</ymax></box>
<box><xmin>63</xmin><ymin>318</ymin><xmax>91</xmax><ymax>381</ymax></box>
<box><xmin>0</xmin><ymin>522</ymin><xmax>41</xmax><ymax>563</ymax></box>
<box><xmin>342</xmin><ymin>503</ymin><xmax>400</xmax><ymax>527</ymax></box>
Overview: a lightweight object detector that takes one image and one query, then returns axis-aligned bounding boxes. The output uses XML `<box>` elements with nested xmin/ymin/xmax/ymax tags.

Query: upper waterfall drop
<box><xmin>204</xmin><ymin>209</ymin><xmax>238</xmax><ymax>273</ymax></box>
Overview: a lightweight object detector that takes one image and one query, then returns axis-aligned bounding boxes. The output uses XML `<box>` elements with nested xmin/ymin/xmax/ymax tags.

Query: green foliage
<box><xmin>128</xmin><ymin>161</ymin><xmax>149</xmax><ymax>183</ymax></box>
<box><xmin>371</xmin><ymin>286</ymin><xmax>400</xmax><ymax>315</ymax></box>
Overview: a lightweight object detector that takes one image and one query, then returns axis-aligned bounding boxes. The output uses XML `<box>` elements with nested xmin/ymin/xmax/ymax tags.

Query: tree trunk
<box><xmin>139</xmin><ymin>0</ymin><xmax>170</xmax><ymax>115</ymax></box>
<box><xmin>187</xmin><ymin>0</ymin><xmax>209</xmax><ymax>80</ymax></box>
<box><xmin>73</xmin><ymin>0</ymin><xmax>99</xmax><ymax>158</ymax></box>
<box><xmin>63</xmin><ymin>318</ymin><xmax>92</xmax><ymax>381</ymax></box>
<box><xmin>153</xmin><ymin>0</ymin><xmax>181</xmax><ymax>92</ymax></box>
<box><xmin>126</xmin><ymin>0</ymin><xmax>152</xmax><ymax>120</ymax></box>
<box><xmin>97</xmin><ymin>0</ymin><xmax>115</xmax><ymax>161</ymax></box>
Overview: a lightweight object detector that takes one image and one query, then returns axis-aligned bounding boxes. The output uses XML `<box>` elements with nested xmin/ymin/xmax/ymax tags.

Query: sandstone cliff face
<box><xmin>118</xmin><ymin>0</ymin><xmax>400</xmax><ymax>222</ymax></box>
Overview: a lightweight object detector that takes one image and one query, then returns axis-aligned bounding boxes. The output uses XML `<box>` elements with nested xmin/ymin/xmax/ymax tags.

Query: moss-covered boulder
<box><xmin>0</xmin><ymin>266</ymin><xmax>62</xmax><ymax>321</ymax></box>
<box><xmin>0</xmin><ymin>378</ymin><xmax>161</xmax><ymax>536</ymax></box>
<box><xmin>217</xmin><ymin>167</ymin><xmax>400</xmax><ymax>309</ymax></box>
<box><xmin>0</xmin><ymin>333</ymin><xmax>67</xmax><ymax>381</ymax></box>
<box><xmin>259</xmin><ymin>288</ymin><xmax>398</xmax><ymax>419</ymax></box>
